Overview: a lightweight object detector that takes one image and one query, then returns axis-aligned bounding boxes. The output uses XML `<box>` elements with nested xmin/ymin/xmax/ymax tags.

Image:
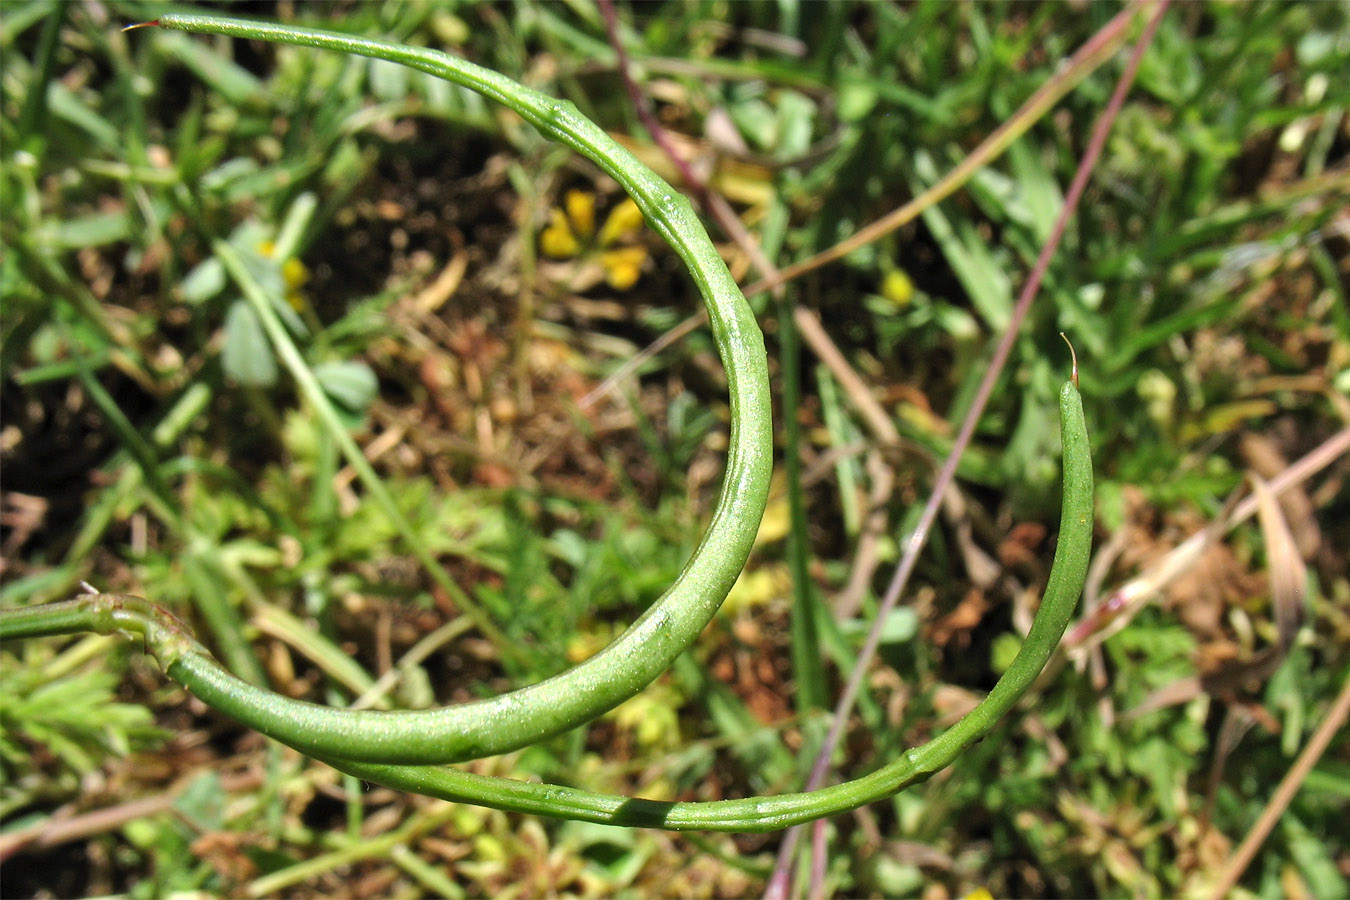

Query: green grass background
<box><xmin>1</xmin><ymin>1</ymin><xmax>1347</xmax><ymax>897</ymax></box>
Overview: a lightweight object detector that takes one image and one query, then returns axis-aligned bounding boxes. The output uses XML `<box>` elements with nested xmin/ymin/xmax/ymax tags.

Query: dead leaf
<box><xmin>998</xmin><ymin>521</ymin><xmax>1047</xmax><ymax>568</ymax></box>
<box><xmin>930</xmin><ymin>589</ymin><xmax>989</xmax><ymax>648</ymax></box>
<box><xmin>1250</xmin><ymin>473</ymin><xmax>1307</xmax><ymax>655</ymax></box>
<box><xmin>1240</xmin><ymin>432</ymin><xmax>1321</xmax><ymax>558</ymax></box>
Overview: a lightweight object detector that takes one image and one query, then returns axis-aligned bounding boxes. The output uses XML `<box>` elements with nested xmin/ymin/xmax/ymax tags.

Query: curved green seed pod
<box><xmin>115</xmin><ymin>11</ymin><xmax>772</xmax><ymax>765</ymax></box>
<box><xmin>0</xmin><ymin>382</ymin><xmax>1090</xmax><ymax>830</ymax></box>
<box><xmin>313</xmin><ymin>381</ymin><xmax>1094</xmax><ymax>830</ymax></box>
<box><xmin>0</xmin><ymin>10</ymin><xmax>1096</xmax><ymax>831</ymax></box>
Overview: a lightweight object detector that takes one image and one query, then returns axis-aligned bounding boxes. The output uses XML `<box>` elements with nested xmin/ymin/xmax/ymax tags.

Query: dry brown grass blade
<box><xmin>1203</xmin><ymin>704</ymin><xmax>1258</xmax><ymax>829</ymax></box>
<box><xmin>1250</xmin><ymin>473</ymin><xmax>1308</xmax><ymax>656</ymax></box>
<box><xmin>738</xmin><ymin>0</ymin><xmax>1153</xmax><ymax>300</ymax></box>
<box><xmin>1240</xmin><ymin>433</ymin><xmax>1321</xmax><ymax>559</ymax></box>
<box><xmin>1205</xmin><ymin>673</ymin><xmax>1350</xmax><ymax>900</ymax></box>
<box><xmin>1105</xmin><ymin>429</ymin><xmax>1341</xmax><ymax>732</ymax></box>
<box><xmin>0</xmin><ymin>770</ymin><xmax>263</xmax><ymax>860</ymax></box>
<box><xmin>579</xmin><ymin>0</ymin><xmax>1151</xmax><ymax>413</ymax></box>
<box><xmin>1066</xmin><ymin>428</ymin><xmax>1350</xmax><ymax>655</ymax></box>
<box><xmin>1121</xmin><ymin>675</ymin><xmax>1205</xmax><ymax>721</ymax></box>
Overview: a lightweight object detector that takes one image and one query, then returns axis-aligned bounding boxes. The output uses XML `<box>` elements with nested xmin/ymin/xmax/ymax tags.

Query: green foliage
<box><xmin>0</xmin><ymin>642</ymin><xmax>166</xmax><ymax>816</ymax></box>
<box><xmin>1</xmin><ymin>0</ymin><xmax>1345</xmax><ymax>896</ymax></box>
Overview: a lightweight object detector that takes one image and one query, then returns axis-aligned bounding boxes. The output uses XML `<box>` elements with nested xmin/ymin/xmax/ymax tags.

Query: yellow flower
<box><xmin>540</xmin><ymin>207</ymin><xmax>582</xmax><ymax>257</ymax></box>
<box><xmin>721</xmin><ymin>562</ymin><xmax>790</xmax><ymax>617</ymax></box>
<box><xmin>540</xmin><ymin>189</ymin><xmax>648</xmax><ymax>289</ymax></box>
<box><xmin>565</xmin><ymin>621</ymin><xmax>622</xmax><ymax>663</ymax></box>
<box><xmin>597</xmin><ymin>198</ymin><xmax>643</xmax><ymax>246</ymax></box>
<box><xmin>600</xmin><ymin>246</ymin><xmax>646</xmax><ymax>290</ymax></box>
<box><xmin>608</xmin><ymin>683</ymin><xmax>682</xmax><ymax>749</ymax></box>
<box><xmin>257</xmin><ymin>240</ymin><xmax>312</xmax><ymax>311</ymax></box>
<box><xmin>564</xmin><ymin>188</ymin><xmax>596</xmax><ymax>240</ymax></box>
<box><xmin>881</xmin><ymin>268</ymin><xmax>914</xmax><ymax>308</ymax></box>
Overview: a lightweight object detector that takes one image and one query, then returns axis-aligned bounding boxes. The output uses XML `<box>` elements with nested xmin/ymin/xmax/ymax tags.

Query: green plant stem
<box><xmin>1</xmin><ymin>598</ymin><xmax>108</xmax><ymax>641</ymax></box>
<box><xmin>119</xmin><ymin>10</ymin><xmax>771</xmax><ymax>765</ymax></box>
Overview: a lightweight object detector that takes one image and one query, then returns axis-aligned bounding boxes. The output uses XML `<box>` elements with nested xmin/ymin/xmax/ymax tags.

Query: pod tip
<box><xmin>1059</xmin><ymin>332</ymin><xmax>1079</xmax><ymax>388</ymax></box>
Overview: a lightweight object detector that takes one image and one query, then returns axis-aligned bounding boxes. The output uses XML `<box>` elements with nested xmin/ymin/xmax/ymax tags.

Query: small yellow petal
<box><xmin>601</xmin><ymin>246</ymin><xmax>646</xmax><ymax>290</ymax></box>
<box><xmin>881</xmin><ymin>269</ymin><xmax>914</xmax><ymax>307</ymax></box>
<box><xmin>566</xmin><ymin>622</ymin><xmax>620</xmax><ymax>663</ymax></box>
<box><xmin>257</xmin><ymin>240</ymin><xmax>277</xmax><ymax>258</ymax></box>
<box><xmin>598</xmin><ymin>198</ymin><xmax>645</xmax><ymax>246</ymax></box>
<box><xmin>609</xmin><ymin>686</ymin><xmax>681</xmax><ymax>749</ymax></box>
<box><xmin>565</xmin><ymin>189</ymin><xmax>596</xmax><ymax>239</ymax></box>
<box><xmin>541</xmin><ymin>207</ymin><xmax>582</xmax><ymax>258</ymax></box>
<box><xmin>281</xmin><ymin>257</ymin><xmax>310</xmax><ymax>290</ymax></box>
<box><xmin>722</xmin><ymin>562</ymin><xmax>790</xmax><ymax>616</ymax></box>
